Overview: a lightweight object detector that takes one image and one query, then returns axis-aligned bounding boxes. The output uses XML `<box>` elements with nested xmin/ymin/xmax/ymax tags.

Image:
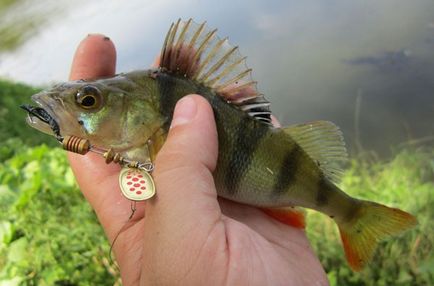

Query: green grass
<box><xmin>0</xmin><ymin>140</ymin><xmax>119</xmax><ymax>285</ymax></box>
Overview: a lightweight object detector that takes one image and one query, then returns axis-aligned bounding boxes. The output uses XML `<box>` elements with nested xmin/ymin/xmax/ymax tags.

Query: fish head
<box><xmin>26</xmin><ymin>74</ymin><xmax>162</xmax><ymax>161</ymax></box>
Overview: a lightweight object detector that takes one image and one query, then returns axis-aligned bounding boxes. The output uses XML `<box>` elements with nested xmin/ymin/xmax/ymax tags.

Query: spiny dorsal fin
<box><xmin>160</xmin><ymin>18</ymin><xmax>272</xmax><ymax>125</ymax></box>
<box><xmin>284</xmin><ymin>121</ymin><xmax>348</xmax><ymax>183</ymax></box>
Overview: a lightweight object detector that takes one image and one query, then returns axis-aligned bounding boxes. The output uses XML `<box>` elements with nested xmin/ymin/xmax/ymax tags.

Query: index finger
<box><xmin>70</xmin><ymin>34</ymin><xmax>116</xmax><ymax>80</ymax></box>
<box><xmin>67</xmin><ymin>34</ymin><xmax>135</xmax><ymax>240</ymax></box>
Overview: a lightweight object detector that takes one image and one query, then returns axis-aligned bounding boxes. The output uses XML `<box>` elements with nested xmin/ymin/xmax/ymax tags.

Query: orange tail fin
<box><xmin>338</xmin><ymin>201</ymin><xmax>417</xmax><ymax>271</ymax></box>
<box><xmin>262</xmin><ymin>207</ymin><xmax>306</xmax><ymax>229</ymax></box>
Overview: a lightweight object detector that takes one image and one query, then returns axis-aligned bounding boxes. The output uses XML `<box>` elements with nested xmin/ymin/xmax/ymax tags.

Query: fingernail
<box><xmin>87</xmin><ymin>33</ymin><xmax>110</xmax><ymax>41</ymax></box>
<box><xmin>171</xmin><ymin>96</ymin><xmax>197</xmax><ymax>128</ymax></box>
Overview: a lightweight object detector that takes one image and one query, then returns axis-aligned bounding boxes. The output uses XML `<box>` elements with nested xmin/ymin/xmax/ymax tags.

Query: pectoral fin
<box><xmin>148</xmin><ymin>128</ymin><xmax>167</xmax><ymax>162</ymax></box>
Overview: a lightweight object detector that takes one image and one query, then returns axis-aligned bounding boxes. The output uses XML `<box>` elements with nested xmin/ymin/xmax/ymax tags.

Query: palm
<box><xmin>219</xmin><ymin>201</ymin><xmax>327</xmax><ymax>285</ymax></box>
<box><xmin>111</xmin><ymin>198</ymin><xmax>327</xmax><ymax>285</ymax></box>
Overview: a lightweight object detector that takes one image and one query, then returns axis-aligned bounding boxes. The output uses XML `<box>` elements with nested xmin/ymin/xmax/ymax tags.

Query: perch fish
<box><xmin>22</xmin><ymin>19</ymin><xmax>417</xmax><ymax>271</ymax></box>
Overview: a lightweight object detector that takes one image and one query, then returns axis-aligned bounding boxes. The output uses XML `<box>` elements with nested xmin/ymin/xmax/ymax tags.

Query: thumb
<box><xmin>145</xmin><ymin>94</ymin><xmax>221</xmax><ymax>238</ymax></box>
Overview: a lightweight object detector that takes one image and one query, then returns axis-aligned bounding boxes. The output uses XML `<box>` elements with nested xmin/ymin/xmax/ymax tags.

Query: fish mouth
<box><xmin>20</xmin><ymin>104</ymin><xmax>61</xmax><ymax>139</ymax></box>
<box><xmin>21</xmin><ymin>92</ymin><xmax>65</xmax><ymax>140</ymax></box>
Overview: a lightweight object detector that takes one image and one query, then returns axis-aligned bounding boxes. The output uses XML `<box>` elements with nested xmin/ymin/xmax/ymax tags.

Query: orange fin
<box><xmin>262</xmin><ymin>207</ymin><xmax>306</xmax><ymax>229</ymax></box>
<box><xmin>338</xmin><ymin>201</ymin><xmax>417</xmax><ymax>271</ymax></box>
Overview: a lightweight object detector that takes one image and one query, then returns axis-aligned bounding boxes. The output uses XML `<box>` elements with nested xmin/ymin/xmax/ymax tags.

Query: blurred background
<box><xmin>0</xmin><ymin>1</ymin><xmax>433</xmax><ymax>285</ymax></box>
<box><xmin>0</xmin><ymin>0</ymin><xmax>433</xmax><ymax>155</ymax></box>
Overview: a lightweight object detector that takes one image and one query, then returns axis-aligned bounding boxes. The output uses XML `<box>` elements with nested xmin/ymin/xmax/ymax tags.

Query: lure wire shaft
<box><xmin>62</xmin><ymin>135</ymin><xmax>153</xmax><ymax>171</ymax></box>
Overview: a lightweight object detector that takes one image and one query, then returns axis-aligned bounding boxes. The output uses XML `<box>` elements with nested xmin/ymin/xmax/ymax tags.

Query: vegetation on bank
<box><xmin>0</xmin><ymin>141</ymin><xmax>118</xmax><ymax>285</ymax></box>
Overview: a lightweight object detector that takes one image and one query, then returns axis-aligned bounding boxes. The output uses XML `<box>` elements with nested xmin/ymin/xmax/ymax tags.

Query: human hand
<box><xmin>68</xmin><ymin>34</ymin><xmax>328</xmax><ymax>286</ymax></box>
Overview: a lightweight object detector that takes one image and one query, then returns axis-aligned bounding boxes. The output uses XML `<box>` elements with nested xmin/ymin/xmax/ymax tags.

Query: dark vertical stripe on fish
<box><xmin>225</xmin><ymin>117</ymin><xmax>268</xmax><ymax>194</ymax></box>
<box><xmin>316</xmin><ymin>175</ymin><xmax>331</xmax><ymax>206</ymax></box>
<box><xmin>157</xmin><ymin>73</ymin><xmax>179</xmax><ymax>130</ymax></box>
<box><xmin>272</xmin><ymin>144</ymin><xmax>301</xmax><ymax>195</ymax></box>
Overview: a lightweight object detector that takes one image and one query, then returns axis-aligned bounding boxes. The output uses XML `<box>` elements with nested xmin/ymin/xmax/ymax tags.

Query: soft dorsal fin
<box><xmin>284</xmin><ymin>121</ymin><xmax>348</xmax><ymax>183</ymax></box>
<box><xmin>160</xmin><ymin>18</ymin><xmax>272</xmax><ymax>125</ymax></box>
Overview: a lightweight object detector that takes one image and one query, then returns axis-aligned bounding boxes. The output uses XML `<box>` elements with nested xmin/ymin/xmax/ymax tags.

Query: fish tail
<box><xmin>337</xmin><ymin>200</ymin><xmax>417</xmax><ymax>271</ymax></box>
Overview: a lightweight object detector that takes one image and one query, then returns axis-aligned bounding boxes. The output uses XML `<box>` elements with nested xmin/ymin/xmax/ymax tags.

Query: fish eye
<box><xmin>75</xmin><ymin>85</ymin><xmax>103</xmax><ymax>110</ymax></box>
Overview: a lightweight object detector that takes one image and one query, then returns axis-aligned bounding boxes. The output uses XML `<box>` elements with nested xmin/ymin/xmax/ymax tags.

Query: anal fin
<box><xmin>262</xmin><ymin>207</ymin><xmax>306</xmax><ymax>229</ymax></box>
